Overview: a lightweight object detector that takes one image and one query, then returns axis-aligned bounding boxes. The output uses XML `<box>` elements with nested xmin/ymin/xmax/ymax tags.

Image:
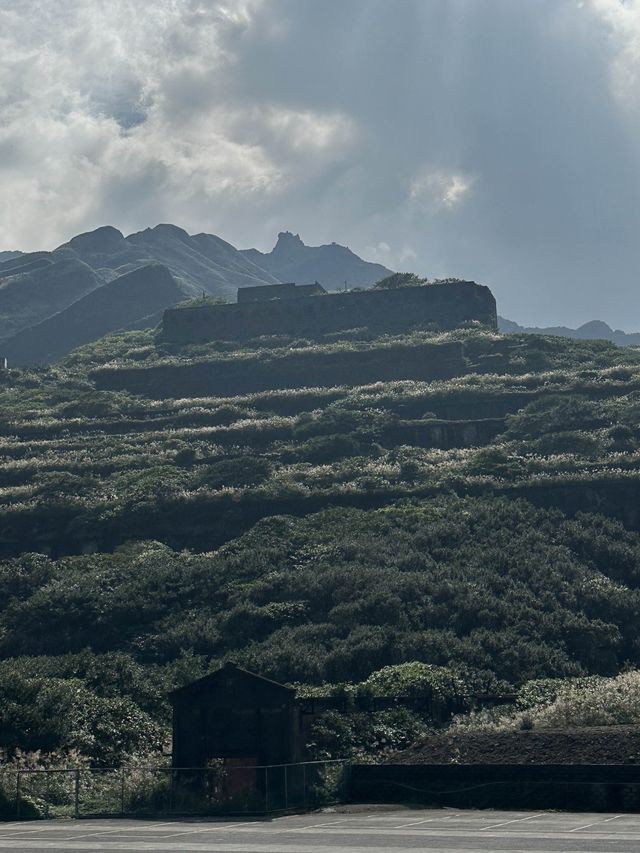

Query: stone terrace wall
<box><xmin>161</xmin><ymin>281</ymin><xmax>497</xmax><ymax>343</ymax></box>
<box><xmin>93</xmin><ymin>340</ymin><xmax>465</xmax><ymax>398</ymax></box>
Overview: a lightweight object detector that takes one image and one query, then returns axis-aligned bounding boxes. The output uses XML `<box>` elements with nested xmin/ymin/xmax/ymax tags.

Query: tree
<box><xmin>373</xmin><ymin>272</ymin><xmax>425</xmax><ymax>290</ymax></box>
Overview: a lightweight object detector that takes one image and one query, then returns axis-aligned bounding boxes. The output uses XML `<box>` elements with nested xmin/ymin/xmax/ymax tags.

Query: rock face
<box><xmin>241</xmin><ymin>231</ymin><xmax>393</xmax><ymax>289</ymax></box>
<box><xmin>162</xmin><ymin>281</ymin><xmax>497</xmax><ymax>344</ymax></box>
<box><xmin>3</xmin><ymin>264</ymin><xmax>184</xmax><ymax>365</ymax></box>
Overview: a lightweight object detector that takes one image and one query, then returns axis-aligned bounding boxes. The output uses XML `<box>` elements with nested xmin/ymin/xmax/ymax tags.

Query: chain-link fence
<box><xmin>0</xmin><ymin>760</ymin><xmax>350</xmax><ymax>820</ymax></box>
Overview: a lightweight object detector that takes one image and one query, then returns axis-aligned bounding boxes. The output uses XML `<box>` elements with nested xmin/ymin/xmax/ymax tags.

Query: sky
<box><xmin>2</xmin><ymin>0</ymin><xmax>640</xmax><ymax>328</ymax></box>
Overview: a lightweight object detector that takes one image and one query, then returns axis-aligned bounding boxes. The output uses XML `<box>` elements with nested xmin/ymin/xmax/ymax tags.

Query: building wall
<box><xmin>171</xmin><ymin>673</ymin><xmax>303</xmax><ymax>768</ymax></box>
<box><xmin>161</xmin><ymin>281</ymin><xmax>497</xmax><ymax>344</ymax></box>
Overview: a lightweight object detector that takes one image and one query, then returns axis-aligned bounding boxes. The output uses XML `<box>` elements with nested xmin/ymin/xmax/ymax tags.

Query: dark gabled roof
<box><xmin>168</xmin><ymin>661</ymin><xmax>295</xmax><ymax>701</ymax></box>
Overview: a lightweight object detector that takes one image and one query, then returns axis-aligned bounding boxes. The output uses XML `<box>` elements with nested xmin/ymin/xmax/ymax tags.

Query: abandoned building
<box><xmin>170</xmin><ymin>663</ymin><xmax>305</xmax><ymax>769</ymax></box>
<box><xmin>161</xmin><ymin>280</ymin><xmax>497</xmax><ymax>344</ymax></box>
<box><xmin>170</xmin><ymin>662</ymin><xmax>468</xmax><ymax>770</ymax></box>
<box><xmin>237</xmin><ymin>282</ymin><xmax>327</xmax><ymax>303</ymax></box>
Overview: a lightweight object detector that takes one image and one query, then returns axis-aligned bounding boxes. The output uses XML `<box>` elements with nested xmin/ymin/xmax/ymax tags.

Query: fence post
<box><xmin>74</xmin><ymin>769</ymin><xmax>80</xmax><ymax>819</ymax></box>
<box><xmin>264</xmin><ymin>766</ymin><xmax>269</xmax><ymax>814</ymax></box>
<box><xmin>284</xmin><ymin>765</ymin><xmax>288</xmax><ymax>810</ymax></box>
<box><xmin>15</xmin><ymin>772</ymin><xmax>21</xmax><ymax>820</ymax></box>
<box><xmin>120</xmin><ymin>768</ymin><xmax>125</xmax><ymax>816</ymax></box>
<box><xmin>303</xmin><ymin>763</ymin><xmax>307</xmax><ymax>809</ymax></box>
<box><xmin>344</xmin><ymin>761</ymin><xmax>351</xmax><ymax>803</ymax></box>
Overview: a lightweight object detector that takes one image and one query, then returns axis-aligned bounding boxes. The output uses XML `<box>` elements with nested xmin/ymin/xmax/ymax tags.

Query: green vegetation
<box><xmin>1</xmin><ymin>318</ymin><xmax>640</xmax><ymax>767</ymax></box>
<box><xmin>452</xmin><ymin>670</ymin><xmax>640</xmax><ymax>734</ymax></box>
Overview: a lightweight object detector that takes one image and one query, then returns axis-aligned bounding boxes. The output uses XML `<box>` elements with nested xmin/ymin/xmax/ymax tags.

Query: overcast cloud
<box><xmin>2</xmin><ymin>0</ymin><xmax>640</xmax><ymax>327</ymax></box>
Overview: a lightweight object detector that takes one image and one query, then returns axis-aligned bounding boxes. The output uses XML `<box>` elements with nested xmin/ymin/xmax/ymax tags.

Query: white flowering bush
<box><xmin>454</xmin><ymin>672</ymin><xmax>640</xmax><ymax>733</ymax></box>
<box><xmin>533</xmin><ymin>671</ymin><xmax>640</xmax><ymax>728</ymax></box>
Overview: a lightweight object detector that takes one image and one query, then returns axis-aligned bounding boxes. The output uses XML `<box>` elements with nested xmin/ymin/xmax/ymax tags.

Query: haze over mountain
<box><xmin>499</xmin><ymin>317</ymin><xmax>640</xmax><ymax>348</ymax></box>
<box><xmin>3</xmin><ymin>221</ymin><xmax>640</xmax><ymax>368</ymax></box>
<box><xmin>0</xmin><ymin>225</ymin><xmax>394</xmax><ymax>365</ymax></box>
<box><xmin>0</xmin><ymin>224</ymin><xmax>279</xmax><ymax>331</ymax></box>
<box><xmin>57</xmin><ymin>225</ymin><xmax>280</xmax><ymax>299</ymax></box>
<box><xmin>0</xmin><ymin>253</ymin><xmax>104</xmax><ymax>340</ymax></box>
<box><xmin>2</xmin><ymin>264</ymin><xmax>184</xmax><ymax>366</ymax></box>
<box><xmin>241</xmin><ymin>231</ymin><xmax>392</xmax><ymax>289</ymax></box>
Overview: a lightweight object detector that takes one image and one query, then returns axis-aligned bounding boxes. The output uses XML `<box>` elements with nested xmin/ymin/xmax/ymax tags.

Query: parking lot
<box><xmin>2</xmin><ymin>808</ymin><xmax>640</xmax><ymax>852</ymax></box>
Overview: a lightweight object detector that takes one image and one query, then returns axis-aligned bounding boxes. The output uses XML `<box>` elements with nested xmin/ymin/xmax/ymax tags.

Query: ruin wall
<box><xmin>161</xmin><ymin>281</ymin><xmax>497</xmax><ymax>343</ymax></box>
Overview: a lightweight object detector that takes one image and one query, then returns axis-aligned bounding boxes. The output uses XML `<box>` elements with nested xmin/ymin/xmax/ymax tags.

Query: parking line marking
<box><xmin>569</xmin><ymin>814</ymin><xmax>623</xmax><ymax>833</ymax></box>
<box><xmin>160</xmin><ymin>821</ymin><xmax>250</xmax><ymax>838</ymax></box>
<box><xmin>284</xmin><ymin>818</ymin><xmax>354</xmax><ymax>831</ymax></box>
<box><xmin>65</xmin><ymin>821</ymin><xmax>194</xmax><ymax>841</ymax></box>
<box><xmin>393</xmin><ymin>815</ymin><xmax>456</xmax><ymax>828</ymax></box>
<box><xmin>480</xmin><ymin>813</ymin><xmax>545</xmax><ymax>830</ymax></box>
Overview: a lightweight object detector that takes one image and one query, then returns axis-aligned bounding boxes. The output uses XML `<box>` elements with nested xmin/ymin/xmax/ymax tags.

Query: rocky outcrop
<box><xmin>241</xmin><ymin>231</ymin><xmax>392</xmax><ymax>289</ymax></box>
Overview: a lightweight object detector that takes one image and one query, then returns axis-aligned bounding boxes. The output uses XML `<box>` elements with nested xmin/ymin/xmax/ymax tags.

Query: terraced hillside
<box><xmin>1</xmin><ymin>319</ymin><xmax>640</xmax><ymax>768</ymax></box>
<box><xmin>1</xmin><ymin>324</ymin><xmax>639</xmax><ymax>557</ymax></box>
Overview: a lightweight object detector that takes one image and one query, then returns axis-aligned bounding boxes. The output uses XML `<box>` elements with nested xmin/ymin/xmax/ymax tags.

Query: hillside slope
<box><xmin>58</xmin><ymin>224</ymin><xmax>280</xmax><ymax>299</ymax></box>
<box><xmin>0</xmin><ymin>251</ymin><xmax>22</xmax><ymax>264</ymax></box>
<box><xmin>1</xmin><ymin>289</ymin><xmax>640</xmax><ymax>767</ymax></box>
<box><xmin>242</xmin><ymin>231</ymin><xmax>393</xmax><ymax>288</ymax></box>
<box><xmin>0</xmin><ymin>254</ymin><xmax>103</xmax><ymax>339</ymax></box>
<box><xmin>2</xmin><ymin>264</ymin><xmax>185</xmax><ymax>365</ymax></box>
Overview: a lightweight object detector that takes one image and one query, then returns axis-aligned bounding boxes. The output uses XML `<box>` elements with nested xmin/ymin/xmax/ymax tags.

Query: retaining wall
<box><xmin>350</xmin><ymin>764</ymin><xmax>640</xmax><ymax>812</ymax></box>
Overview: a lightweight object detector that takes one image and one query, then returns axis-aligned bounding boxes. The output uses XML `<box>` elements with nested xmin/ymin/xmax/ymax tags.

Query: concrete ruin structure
<box><xmin>161</xmin><ymin>280</ymin><xmax>497</xmax><ymax>344</ymax></box>
<box><xmin>237</xmin><ymin>282</ymin><xmax>327</xmax><ymax>303</ymax></box>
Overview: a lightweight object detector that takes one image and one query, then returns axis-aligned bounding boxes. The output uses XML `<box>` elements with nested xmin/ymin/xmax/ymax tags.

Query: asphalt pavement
<box><xmin>1</xmin><ymin>807</ymin><xmax>640</xmax><ymax>851</ymax></box>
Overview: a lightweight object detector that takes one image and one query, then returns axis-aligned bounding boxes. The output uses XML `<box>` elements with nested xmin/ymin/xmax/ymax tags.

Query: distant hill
<box><xmin>2</xmin><ymin>264</ymin><xmax>185</xmax><ymax>366</ymax></box>
<box><xmin>0</xmin><ymin>225</ymin><xmax>279</xmax><ymax>355</ymax></box>
<box><xmin>57</xmin><ymin>224</ymin><xmax>280</xmax><ymax>299</ymax></box>
<box><xmin>241</xmin><ymin>231</ymin><xmax>393</xmax><ymax>289</ymax></box>
<box><xmin>499</xmin><ymin>316</ymin><xmax>640</xmax><ymax>347</ymax></box>
<box><xmin>0</xmin><ymin>253</ymin><xmax>103</xmax><ymax>340</ymax></box>
<box><xmin>0</xmin><ymin>225</ymin><xmax>396</xmax><ymax>365</ymax></box>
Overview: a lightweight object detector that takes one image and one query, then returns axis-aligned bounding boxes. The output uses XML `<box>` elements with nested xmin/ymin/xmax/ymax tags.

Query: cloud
<box><xmin>409</xmin><ymin>168</ymin><xmax>475</xmax><ymax>210</ymax></box>
<box><xmin>589</xmin><ymin>0</ymin><xmax>640</xmax><ymax>108</ymax></box>
<box><xmin>3</xmin><ymin>0</ymin><xmax>640</xmax><ymax>328</ymax></box>
<box><xmin>0</xmin><ymin>0</ymin><xmax>354</xmax><ymax>248</ymax></box>
<box><xmin>364</xmin><ymin>241</ymin><xmax>418</xmax><ymax>270</ymax></box>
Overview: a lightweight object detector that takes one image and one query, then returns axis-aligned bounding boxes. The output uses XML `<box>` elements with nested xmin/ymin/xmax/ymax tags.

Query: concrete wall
<box><xmin>161</xmin><ymin>281</ymin><xmax>497</xmax><ymax>344</ymax></box>
<box><xmin>350</xmin><ymin>764</ymin><xmax>640</xmax><ymax>812</ymax></box>
<box><xmin>92</xmin><ymin>340</ymin><xmax>466</xmax><ymax>398</ymax></box>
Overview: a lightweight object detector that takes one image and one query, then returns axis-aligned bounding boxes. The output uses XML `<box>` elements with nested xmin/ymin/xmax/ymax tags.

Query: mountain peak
<box><xmin>127</xmin><ymin>224</ymin><xmax>192</xmax><ymax>244</ymax></box>
<box><xmin>240</xmin><ymin>232</ymin><xmax>393</xmax><ymax>289</ymax></box>
<box><xmin>275</xmin><ymin>231</ymin><xmax>304</xmax><ymax>250</ymax></box>
<box><xmin>64</xmin><ymin>226</ymin><xmax>126</xmax><ymax>255</ymax></box>
<box><xmin>576</xmin><ymin>320</ymin><xmax>614</xmax><ymax>337</ymax></box>
<box><xmin>276</xmin><ymin>231</ymin><xmax>304</xmax><ymax>246</ymax></box>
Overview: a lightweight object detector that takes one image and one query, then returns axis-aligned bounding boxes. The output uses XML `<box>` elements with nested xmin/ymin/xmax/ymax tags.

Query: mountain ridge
<box><xmin>499</xmin><ymin>316</ymin><xmax>640</xmax><ymax>347</ymax></box>
<box><xmin>241</xmin><ymin>231</ymin><xmax>393</xmax><ymax>289</ymax></box>
<box><xmin>0</xmin><ymin>226</ymin><xmax>396</xmax><ymax>364</ymax></box>
<box><xmin>2</xmin><ymin>264</ymin><xmax>185</xmax><ymax>365</ymax></box>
